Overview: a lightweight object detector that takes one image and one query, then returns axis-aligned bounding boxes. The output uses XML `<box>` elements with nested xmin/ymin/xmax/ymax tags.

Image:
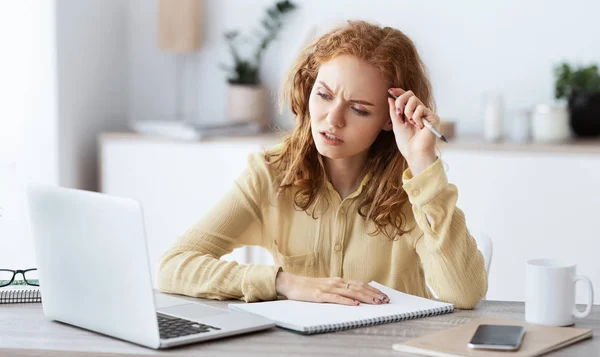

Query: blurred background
<box><xmin>1</xmin><ymin>0</ymin><xmax>600</xmax><ymax>303</ymax></box>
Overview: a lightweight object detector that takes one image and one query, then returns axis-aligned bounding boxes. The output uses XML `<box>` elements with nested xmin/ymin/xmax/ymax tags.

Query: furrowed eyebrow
<box><xmin>317</xmin><ymin>81</ymin><xmax>374</xmax><ymax>106</ymax></box>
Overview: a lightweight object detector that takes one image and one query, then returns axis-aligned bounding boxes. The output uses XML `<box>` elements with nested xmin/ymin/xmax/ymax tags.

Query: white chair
<box><xmin>426</xmin><ymin>232</ymin><xmax>493</xmax><ymax>300</ymax></box>
<box><xmin>475</xmin><ymin>232</ymin><xmax>493</xmax><ymax>274</ymax></box>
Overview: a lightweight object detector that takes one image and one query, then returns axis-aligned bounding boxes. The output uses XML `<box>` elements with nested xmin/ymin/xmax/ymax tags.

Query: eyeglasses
<box><xmin>0</xmin><ymin>269</ymin><xmax>39</xmax><ymax>287</ymax></box>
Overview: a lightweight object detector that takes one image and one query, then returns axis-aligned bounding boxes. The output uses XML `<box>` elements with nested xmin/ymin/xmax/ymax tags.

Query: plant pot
<box><xmin>568</xmin><ymin>93</ymin><xmax>600</xmax><ymax>137</ymax></box>
<box><xmin>227</xmin><ymin>84</ymin><xmax>268</xmax><ymax>129</ymax></box>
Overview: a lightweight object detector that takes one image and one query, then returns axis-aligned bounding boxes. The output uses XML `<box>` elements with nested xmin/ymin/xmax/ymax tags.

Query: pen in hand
<box><xmin>388</xmin><ymin>92</ymin><xmax>448</xmax><ymax>143</ymax></box>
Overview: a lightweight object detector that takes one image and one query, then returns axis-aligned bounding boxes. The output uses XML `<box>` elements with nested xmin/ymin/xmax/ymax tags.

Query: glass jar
<box><xmin>530</xmin><ymin>105</ymin><xmax>571</xmax><ymax>142</ymax></box>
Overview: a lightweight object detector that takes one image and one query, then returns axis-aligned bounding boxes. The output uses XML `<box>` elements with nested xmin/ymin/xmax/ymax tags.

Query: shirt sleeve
<box><xmin>402</xmin><ymin>158</ymin><xmax>488</xmax><ymax>309</ymax></box>
<box><xmin>157</xmin><ymin>153</ymin><xmax>281</xmax><ymax>302</ymax></box>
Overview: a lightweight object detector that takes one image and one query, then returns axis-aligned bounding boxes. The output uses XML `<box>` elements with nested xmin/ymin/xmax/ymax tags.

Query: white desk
<box><xmin>1</xmin><ymin>295</ymin><xmax>599</xmax><ymax>356</ymax></box>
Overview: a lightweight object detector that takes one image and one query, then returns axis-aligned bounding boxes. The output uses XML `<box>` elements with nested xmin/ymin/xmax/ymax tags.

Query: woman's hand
<box><xmin>275</xmin><ymin>271</ymin><xmax>390</xmax><ymax>306</ymax></box>
<box><xmin>388</xmin><ymin>88</ymin><xmax>439</xmax><ymax>175</ymax></box>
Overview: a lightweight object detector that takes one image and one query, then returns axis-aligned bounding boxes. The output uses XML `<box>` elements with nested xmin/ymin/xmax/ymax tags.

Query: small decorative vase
<box><xmin>568</xmin><ymin>93</ymin><xmax>600</xmax><ymax>138</ymax></box>
<box><xmin>227</xmin><ymin>84</ymin><xmax>268</xmax><ymax>129</ymax></box>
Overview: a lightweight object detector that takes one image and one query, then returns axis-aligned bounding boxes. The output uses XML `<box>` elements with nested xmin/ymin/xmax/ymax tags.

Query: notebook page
<box><xmin>230</xmin><ymin>281</ymin><xmax>453</xmax><ymax>330</ymax></box>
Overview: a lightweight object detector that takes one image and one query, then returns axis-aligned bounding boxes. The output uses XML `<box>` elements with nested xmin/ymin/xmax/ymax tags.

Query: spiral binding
<box><xmin>0</xmin><ymin>288</ymin><xmax>42</xmax><ymax>304</ymax></box>
<box><xmin>306</xmin><ymin>304</ymin><xmax>454</xmax><ymax>334</ymax></box>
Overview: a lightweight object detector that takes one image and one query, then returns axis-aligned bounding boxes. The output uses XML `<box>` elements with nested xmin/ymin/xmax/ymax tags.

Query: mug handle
<box><xmin>572</xmin><ymin>275</ymin><xmax>594</xmax><ymax>319</ymax></box>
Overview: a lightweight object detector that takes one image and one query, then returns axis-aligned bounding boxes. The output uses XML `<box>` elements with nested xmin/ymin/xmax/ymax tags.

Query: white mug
<box><xmin>525</xmin><ymin>259</ymin><xmax>594</xmax><ymax>326</ymax></box>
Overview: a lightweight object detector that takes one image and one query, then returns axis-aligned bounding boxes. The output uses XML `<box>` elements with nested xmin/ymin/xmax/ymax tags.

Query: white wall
<box><xmin>1</xmin><ymin>1</ymin><xmax>58</xmax><ymax>269</ymax></box>
<box><xmin>0</xmin><ymin>1</ymin><xmax>57</xmax><ymax>178</ymax></box>
<box><xmin>55</xmin><ymin>0</ymin><xmax>130</xmax><ymax>191</ymax></box>
<box><xmin>128</xmin><ymin>0</ymin><xmax>600</xmax><ymax>134</ymax></box>
<box><xmin>1</xmin><ymin>0</ymin><xmax>130</xmax><ymax>269</ymax></box>
<box><xmin>0</xmin><ymin>4</ymin><xmax>34</xmax><ymax>162</ymax></box>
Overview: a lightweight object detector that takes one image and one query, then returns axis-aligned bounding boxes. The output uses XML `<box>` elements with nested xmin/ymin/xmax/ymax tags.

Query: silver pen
<box><xmin>388</xmin><ymin>93</ymin><xmax>447</xmax><ymax>143</ymax></box>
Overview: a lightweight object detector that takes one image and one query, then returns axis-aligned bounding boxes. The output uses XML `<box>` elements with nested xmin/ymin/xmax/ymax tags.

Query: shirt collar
<box><xmin>325</xmin><ymin>171</ymin><xmax>373</xmax><ymax>201</ymax></box>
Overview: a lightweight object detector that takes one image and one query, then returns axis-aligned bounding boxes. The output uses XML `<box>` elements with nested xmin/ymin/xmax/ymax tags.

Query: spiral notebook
<box><xmin>0</xmin><ymin>286</ymin><xmax>42</xmax><ymax>304</ymax></box>
<box><xmin>228</xmin><ymin>281</ymin><xmax>454</xmax><ymax>334</ymax></box>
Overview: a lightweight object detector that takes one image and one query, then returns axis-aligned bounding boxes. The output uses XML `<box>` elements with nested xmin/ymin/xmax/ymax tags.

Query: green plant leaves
<box><xmin>554</xmin><ymin>62</ymin><xmax>600</xmax><ymax>99</ymax></box>
<box><xmin>221</xmin><ymin>0</ymin><xmax>297</xmax><ymax>85</ymax></box>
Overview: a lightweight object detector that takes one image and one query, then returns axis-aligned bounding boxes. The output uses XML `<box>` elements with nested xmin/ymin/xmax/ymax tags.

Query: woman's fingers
<box><xmin>388</xmin><ymin>97</ymin><xmax>404</xmax><ymax>124</ymax></box>
<box><xmin>412</xmin><ymin>104</ymin><xmax>426</xmax><ymax>129</ymax></box>
<box><xmin>334</xmin><ymin>283</ymin><xmax>389</xmax><ymax>304</ymax></box>
<box><xmin>403</xmin><ymin>95</ymin><xmax>419</xmax><ymax>119</ymax></box>
<box><xmin>389</xmin><ymin>88</ymin><xmax>438</xmax><ymax>131</ymax></box>
<box><xmin>335</xmin><ymin>287</ymin><xmax>378</xmax><ymax>304</ymax></box>
<box><xmin>347</xmin><ymin>280</ymin><xmax>389</xmax><ymax>303</ymax></box>
<box><xmin>388</xmin><ymin>87</ymin><xmax>406</xmax><ymax>97</ymax></box>
<box><xmin>318</xmin><ymin>292</ymin><xmax>360</xmax><ymax>306</ymax></box>
<box><xmin>394</xmin><ymin>90</ymin><xmax>414</xmax><ymax>117</ymax></box>
<box><xmin>297</xmin><ymin>277</ymin><xmax>391</xmax><ymax>306</ymax></box>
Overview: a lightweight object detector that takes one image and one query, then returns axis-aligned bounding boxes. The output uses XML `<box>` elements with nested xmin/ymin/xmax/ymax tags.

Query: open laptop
<box><xmin>26</xmin><ymin>183</ymin><xmax>275</xmax><ymax>349</ymax></box>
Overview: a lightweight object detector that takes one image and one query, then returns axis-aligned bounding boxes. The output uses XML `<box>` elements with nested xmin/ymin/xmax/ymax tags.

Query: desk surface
<box><xmin>1</xmin><ymin>297</ymin><xmax>599</xmax><ymax>357</ymax></box>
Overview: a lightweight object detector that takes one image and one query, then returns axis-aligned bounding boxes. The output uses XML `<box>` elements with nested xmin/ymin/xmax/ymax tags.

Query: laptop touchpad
<box><xmin>157</xmin><ymin>303</ymin><xmax>228</xmax><ymax>320</ymax></box>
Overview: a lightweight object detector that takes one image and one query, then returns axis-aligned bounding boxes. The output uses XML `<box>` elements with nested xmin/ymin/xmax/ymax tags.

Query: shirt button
<box><xmin>334</xmin><ymin>243</ymin><xmax>342</xmax><ymax>251</ymax></box>
<box><xmin>412</xmin><ymin>189</ymin><xmax>420</xmax><ymax>196</ymax></box>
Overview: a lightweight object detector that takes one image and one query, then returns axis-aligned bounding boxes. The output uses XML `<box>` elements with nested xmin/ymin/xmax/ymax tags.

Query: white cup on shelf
<box><xmin>525</xmin><ymin>259</ymin><xmax>594</xmax><ymax>326</ymax></box>
<box><xmin>482</xmin><ymin>92</ymin><xmax>504</xmax><ymax>142</ymax></box>
<box><xmin>530</xmin><ymin>105</ymin><xmax>571</xmax><ymax>142</ymax></box>
<box><xmin>508</xmin><ymin>109</ymin><xmax>531</xmax><ymax>142</ymax></box>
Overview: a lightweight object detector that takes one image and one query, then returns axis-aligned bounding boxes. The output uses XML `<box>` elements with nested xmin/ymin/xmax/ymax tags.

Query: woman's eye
<box><xmin>352</xmin><ymin>107</ymin><xmax>369</xmax><ymax>116</ymax></box>
<box><xmin>316</xmin><ymin>91</ymin><xmax>369</xmax><ymax>116</ymax></box>
<box><xmin>316</xmin><ymin>92</ymin><xmax>331</xmax><ymax>100</ymax></box>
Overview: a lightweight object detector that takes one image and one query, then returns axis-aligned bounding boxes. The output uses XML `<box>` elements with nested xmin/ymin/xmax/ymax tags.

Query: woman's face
<box><xmin>309</xmin><ymin>55</ymin><xmax>393</xmax><ymax>160</ymax></box>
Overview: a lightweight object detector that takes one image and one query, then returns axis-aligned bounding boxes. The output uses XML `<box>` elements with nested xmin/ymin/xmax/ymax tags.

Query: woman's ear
<box><xmin>382</xmin><ymin>119</ymin><xmax>393</xmax><ymax>131</ymax></box>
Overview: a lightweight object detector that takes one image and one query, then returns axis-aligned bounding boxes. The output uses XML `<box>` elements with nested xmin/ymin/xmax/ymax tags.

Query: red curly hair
<box><xmin>266</xmin><ymin>20</ymin><xmax>435</xmax><ymax>240</ymax></box>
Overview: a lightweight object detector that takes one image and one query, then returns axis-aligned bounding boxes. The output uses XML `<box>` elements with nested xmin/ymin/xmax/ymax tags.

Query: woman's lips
<box><xmin>320</xmin><ymin>131</ymin><xmax>344</xmax><ymax>145</ymax></box>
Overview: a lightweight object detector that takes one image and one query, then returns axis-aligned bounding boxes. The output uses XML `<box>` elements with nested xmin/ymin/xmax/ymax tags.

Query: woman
<box><xmin>158</xmin><ymin>20</ymin><xmax>487</xmax><ymax>309</ymax></box>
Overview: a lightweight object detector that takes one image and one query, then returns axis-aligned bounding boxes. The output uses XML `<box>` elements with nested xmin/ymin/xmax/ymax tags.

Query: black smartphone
<box><xmin>468</xmin><ymin>324</ymin><xmax>526</xmax><ymax>351</ymax></box>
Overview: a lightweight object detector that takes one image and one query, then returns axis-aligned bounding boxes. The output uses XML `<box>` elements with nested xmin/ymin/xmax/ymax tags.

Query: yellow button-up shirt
<box><xmin>158</xmin><ymin>150</ymin><xmax>488</xmax><ymax>309</ymax></box>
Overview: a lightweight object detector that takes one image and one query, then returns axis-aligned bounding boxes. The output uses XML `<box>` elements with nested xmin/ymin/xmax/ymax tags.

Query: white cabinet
<box><xmin>99</xmin><ymin>133</ymin><xmax>279</xmax><ymax>287</ymax></box>
<box><xmin>100</xmin><ymin>133</ymin><xmax>600</xmax><ymax>303</ymax></box>
<box><xmin>441</xmin><ymin>147</ymin><xmax>600</xmax><ymax>304</ymax></box>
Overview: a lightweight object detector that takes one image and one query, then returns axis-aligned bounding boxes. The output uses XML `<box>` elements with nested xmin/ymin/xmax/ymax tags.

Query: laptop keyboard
<box><xmin>157</xmin><ymin>313</ymin><xmax>221</xmax><ymax>340</ymax></box>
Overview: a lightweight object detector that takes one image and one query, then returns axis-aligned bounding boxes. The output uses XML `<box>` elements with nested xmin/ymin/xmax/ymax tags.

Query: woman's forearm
<box><xmin>158</xmin><ymin>247</ymin><xmax>281</xmax><ymax>302</ymax></box>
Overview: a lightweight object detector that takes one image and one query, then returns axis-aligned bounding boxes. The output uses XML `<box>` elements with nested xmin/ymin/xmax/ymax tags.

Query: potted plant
<box><xmin>554</xmin><ymin>62</ymin><xmax>600</xmax><ymax>137</ymax></box>
<box><xmin>221</xmin><ymin>0</ymin><xmax>297</xmax><ymax>129</ymax></box>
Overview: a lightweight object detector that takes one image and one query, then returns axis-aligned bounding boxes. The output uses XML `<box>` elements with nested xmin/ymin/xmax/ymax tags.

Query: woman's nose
<box><xmin>326</xmin><ymin>104</ymin><xmax>345</xmax><ymax>128</ymax></box>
